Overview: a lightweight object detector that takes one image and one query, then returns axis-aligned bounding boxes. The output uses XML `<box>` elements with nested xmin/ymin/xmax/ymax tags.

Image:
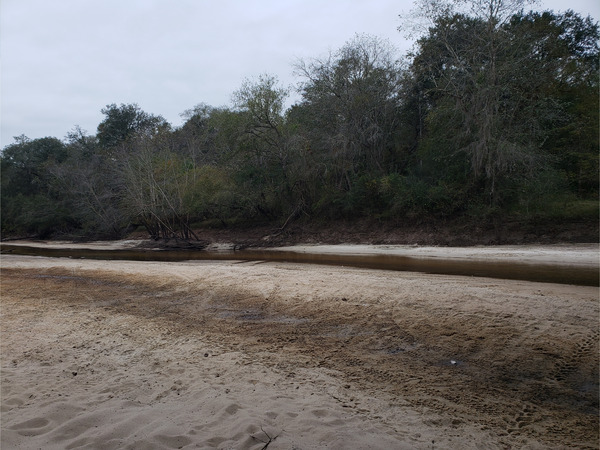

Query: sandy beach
<box><xmin>1</xmin><ymin>244</ymin><xmax>598</xmax><ymax>449</ymax></box>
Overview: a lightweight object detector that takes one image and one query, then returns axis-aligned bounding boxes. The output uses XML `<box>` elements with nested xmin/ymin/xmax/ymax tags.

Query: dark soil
<box><xmin>7</xmin><ymin>217</ymin><xmax>596</xmax><ymax>248</ymax></box>
<box><xmin>173</xmin><ymin>217</ymin><xmax>599</xmax><ymax>248</ymax></box>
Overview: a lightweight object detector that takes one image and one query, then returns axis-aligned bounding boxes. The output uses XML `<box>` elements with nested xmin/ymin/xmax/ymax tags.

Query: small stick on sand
<box><xmin>251</xmin><ymin>426</ymin><xmax>279</xmax><ymax>449</ymax></box>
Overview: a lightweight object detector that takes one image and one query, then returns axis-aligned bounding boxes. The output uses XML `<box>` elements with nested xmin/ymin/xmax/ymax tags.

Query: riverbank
<box><xmin>1</xmin><ymin>245</ymin><xmax>598</xmax><ymax>448</ymax></box>
<box><xmin>3</xmin><ymin>214</ymin><xmax>598</xmax><ymax>248</ymax></box>
<box><xmin>168</xmin><ymin>218</ymin><xmax>600</xmax><ymax>247</ymax></box>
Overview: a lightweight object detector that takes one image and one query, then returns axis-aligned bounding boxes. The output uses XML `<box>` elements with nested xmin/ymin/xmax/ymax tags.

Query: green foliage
<box><xmin>183</xmin><ymin>165</ymin><xmax>238</xmax><ymax>222</ymax></box>
<box><xmin>311</xmin><ymin>172</ymin><xmax>467</xmax><ymax>220</ymax></box>
<box><xmin>2</xmin><ymin>194</ymin><xmax>74</xmax><ymax>238</ymax></box>
<box><xmin>1</xmin><ymin>136</ymin><xmax>75</xmax><ymax>237</ymax></box>
<box><xmin>294</xmin><ymin>34</ymin><xmax>403</xmax><ymax>183</ymax></box>
<box><xmin>407</xmin><ymin>5</ymin><xmax>599</xmax><ymax>205</ymax></box>
<box><xmin>97</xmin><ymin>103</ymin><xmax>169</xmax><ymax>150</ymax></box>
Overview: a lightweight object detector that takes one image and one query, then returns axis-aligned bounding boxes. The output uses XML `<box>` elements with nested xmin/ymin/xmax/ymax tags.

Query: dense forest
<box><xmin>2</xmin><ymin>1</ymin><xmax>598</xmax><ymax>241</ymax></box>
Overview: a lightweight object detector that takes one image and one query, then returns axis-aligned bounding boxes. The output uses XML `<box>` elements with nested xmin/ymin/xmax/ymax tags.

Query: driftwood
<box><xmin>270</xmin><ymin>201</ymin><xmax>306</xmax><ymax>238</ymax></box>
<box><xmin>250</xmin><ymin>427</ymin><xmax>279</xmax><ymax>450</ymax></box>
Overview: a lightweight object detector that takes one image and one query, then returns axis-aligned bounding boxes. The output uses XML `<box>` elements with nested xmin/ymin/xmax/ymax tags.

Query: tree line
<box><xmin>2</xmin><ymin>0</ymin><xmax>598</xmax><ymax>240</ymax></box>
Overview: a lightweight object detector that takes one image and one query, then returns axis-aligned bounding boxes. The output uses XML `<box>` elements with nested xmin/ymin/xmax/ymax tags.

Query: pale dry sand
<box><xmin>1</xmin><ymin>244</ymin><xmax>598</xmax><ymax>449</ymax></box>
<box><xmin>275</xmin><ymin>243</ymin><xmax>599</xmax><ymax>267</ymax></box>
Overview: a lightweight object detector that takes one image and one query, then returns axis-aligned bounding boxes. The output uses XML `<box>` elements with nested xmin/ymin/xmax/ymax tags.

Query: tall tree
<box><xmin>404</xmin><ymin>0</ymin><xmax>598</xmax><ymax>204</ymax></box>
<box><xmin>174</xmin><ymin>103</ymin><xmax>222</xmax><ymax>166</ymax></box>
<box><xmin>232</xmin><ymin>74</ymin><xmax>289</xmax><ymax>167</ymax></box>
<box><xmin>508</xmin><ymin>10</ymin><xmax>599</xmax><ymax>196</ymax></box>
<box><xmin>294</xmin><ymin>34</ymin><xmax>403</xmax><ymax>189</ymax></box>
<box><xmin>117</xmin><ymin>128</ymin><xmax>204</xmax><ymax>241</ymax></box>
<box><xmin>51</xmin><ymin>129</ymin><xmax>128</xmax><ymax>238</ymax></box>
<box><xmin>231</xmin><ymin>74</ymin><xmax>294</xmax><ymax>219</ymax></box>
<box><xmin>97</xmin><ymin>103</ymin><xmax>169</xmax><ymax>150</ymax></box>
<box><xmin>1</xmin><ymin>136</ymin><xmax>71</xmax><ymax>236</ymax></box>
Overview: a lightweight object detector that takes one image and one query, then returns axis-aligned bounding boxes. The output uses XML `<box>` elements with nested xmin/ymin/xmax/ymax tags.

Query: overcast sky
<box><xmin>1</xmin><ymin>0</ymin><xmax>598</xmax><ymax>149</ymax></box>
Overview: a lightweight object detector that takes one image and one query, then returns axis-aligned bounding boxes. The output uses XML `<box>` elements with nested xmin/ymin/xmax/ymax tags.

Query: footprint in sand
<box><xmin>154</xmin><ymin>434</ymin><xmax>193</xmax><ymax>449</ymax></box>
<box><xmin>8</xmin><ymin>417</ymin><xmax>51</xmax><ymax>436</ymax></box>
<box><xmin>2</xmin><ymin>396</ymin><xmax>25</xmax><ymax>410</ymax></box>
<box><xmin>553</xmin><ymin>330</ymin><xmax>599</xmax><ymax>382</ymax></box>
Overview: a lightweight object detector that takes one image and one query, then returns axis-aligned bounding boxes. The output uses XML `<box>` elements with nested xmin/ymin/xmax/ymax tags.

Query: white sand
<box><xmin>274</xmin><ymin>243</ymin><xmax>599</xmax><ymax>267</ymax></box>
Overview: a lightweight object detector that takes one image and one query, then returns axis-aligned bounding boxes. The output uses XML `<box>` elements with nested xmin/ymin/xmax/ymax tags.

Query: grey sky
<box><xmin>1</xmin><ymin>0</ymin><xmax>598</xmax><ymax>149</ymax></box>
